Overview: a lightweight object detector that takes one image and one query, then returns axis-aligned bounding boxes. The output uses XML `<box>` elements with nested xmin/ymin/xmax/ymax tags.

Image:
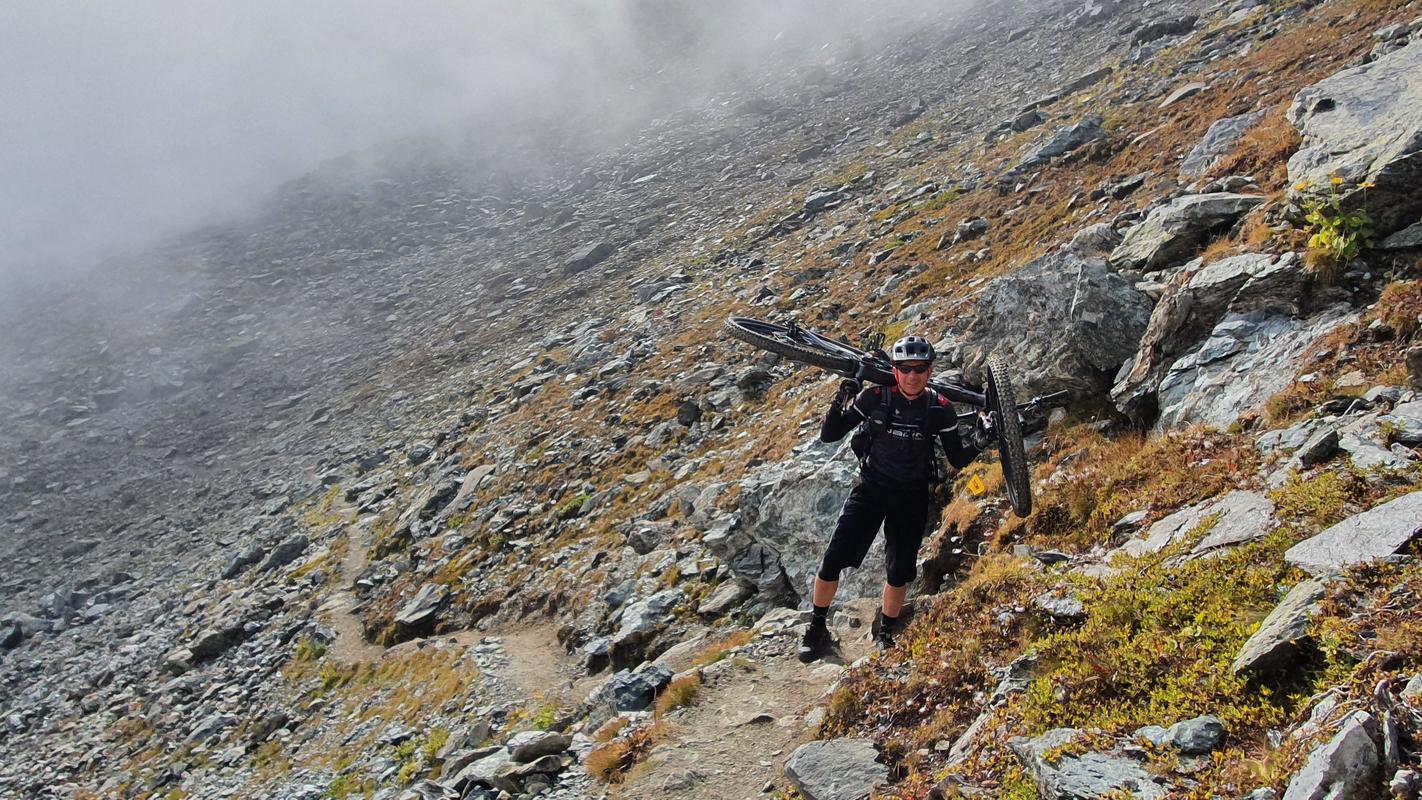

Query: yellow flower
<box><xmin>1330</xmin><ymin>176</ymin><xmax>1343</xmax><ymax>186</ymax></box>
<box><xmin>1361</xmin><ymin>181</ymin><xmax>1376</xmax><ymax>189</ymax></box>
<box><xmin>1293</xmin><ymin>182</ymin><xmax>1310</xmax><ymax>191</ymax></box>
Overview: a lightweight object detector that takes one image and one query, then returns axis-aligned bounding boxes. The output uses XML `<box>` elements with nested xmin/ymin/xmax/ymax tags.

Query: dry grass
<box><xmin>1017</xmin><ymin>425</ymin><xmax>1259</xmax><ymax>551</ymax></box>
<box><xmin>1379</xmin><ymin>280</ymin><xmax>1422</xmax><ymax>338</ymax></box>
<box><xmin>938</xmin><ymin>496</ymin><xmax>984</xmax><ymax>534</ymax></box>
<box><xmin>653</xmin><ymin>674</ymin><xmax>702</xmax><ymax>716</ymax></box>
<box><xmin>690</xmin><ymin>629</ymin><xmax>756</xmax><ymax>668</ymax></box>
<box><xmin>586</xmin><ymin>720</ymin><xmax>673</xmax><ymax>784</ymax></box>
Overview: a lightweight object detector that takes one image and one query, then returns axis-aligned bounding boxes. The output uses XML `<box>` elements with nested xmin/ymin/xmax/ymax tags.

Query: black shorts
<box><xmin>818</xmin><ymin>480</ymin><xmax>930</xmax><ymax>588</ymax></box>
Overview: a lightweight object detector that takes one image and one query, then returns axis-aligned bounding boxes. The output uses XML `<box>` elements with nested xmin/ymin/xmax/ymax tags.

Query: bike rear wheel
<box><xmin>725</xmin><ymin>317</ymin><xmax>860</xmax><ymax>375</ymax></box>
<box><xmin>986</xmin><ymin>355</ymin><xmax>1032</xmax><ymax>517</ymax></box>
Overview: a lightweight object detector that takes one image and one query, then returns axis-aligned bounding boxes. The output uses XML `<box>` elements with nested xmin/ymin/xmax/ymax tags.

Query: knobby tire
<box><xmin>723</xmin><ymin>317</ymin><xmax>857</xmax><ymax>375</ymax></box>
<box><xmin>987</xmin><ymin>355</ymin><xmax>1032</xmax><ymax>517</ymax></box>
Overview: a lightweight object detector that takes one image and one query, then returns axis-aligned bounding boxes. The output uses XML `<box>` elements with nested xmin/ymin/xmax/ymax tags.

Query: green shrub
<box><xmin>1297</xmin><ymin>175</ymin><xmax>1373</xmax><ymax>284</ymax></box>
<box><xmin>1020</xmin><ymin>526</ymin><xmax>1300</xmax><ymax>736</ymax></box>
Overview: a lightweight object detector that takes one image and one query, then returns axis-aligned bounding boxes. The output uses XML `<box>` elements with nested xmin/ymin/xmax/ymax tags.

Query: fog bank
<box><xmin>0</xmin><ymin>0</ymin><xmax>952</xmax><ymax>298</ymax></box>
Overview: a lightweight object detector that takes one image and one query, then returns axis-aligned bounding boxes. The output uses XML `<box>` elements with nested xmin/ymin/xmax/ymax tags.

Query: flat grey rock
<box><xmin>1180</xmin><ymin>111</ymin><xmax>1265</xmax><ymax>178</ymax></box>
<box><xmin>1287</xmin><ymin>40</ymin><xmax>1422</xmax><ymax>238</ymax></box>
<box><xmin>1011</xmin><ymin>728</ymin><xmax>1169</xmax><ymax>799</ymax></box>
<box><xmin>1285</xmin><ymin>491</ymin><xmax>1422</xmax><ymax>576</ymax></box>
<box><xmin>1111</xmin><ymin>490</ymin><xmax>1274</xmax><ymax>560</ymax></box>
<box><xmin>1232</xmin><ymin>578</ymin><xmax>1329</xmax><ymax>675</ymax></box>
<box><xmin>784</xmin><ymin>738</ymin><xmax>888</xmax><ymax>800</ymax></box>
<box><xmin>1109</xmin><ymin>194</ymin><xmax>1265</xmax><ymax>273</ymax></box>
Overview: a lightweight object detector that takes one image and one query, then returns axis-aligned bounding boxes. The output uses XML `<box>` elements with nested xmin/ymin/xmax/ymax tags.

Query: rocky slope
<box><xmin>3</xmin><ymin>0</ymin><xmax>1422</xmax><ymax>798</ymax></box>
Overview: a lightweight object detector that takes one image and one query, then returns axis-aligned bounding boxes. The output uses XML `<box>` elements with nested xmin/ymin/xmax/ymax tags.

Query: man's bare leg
<box><xmin>881</xmin><ymin>583</ymin><xmax>907</xmax><ymax>618</ymax></box>
<box><xmin>877</xmin><ymin>583</ymin><xmax>909</xmax><ymax>651</ymax></box>
<box><xmin>812</xmin><ymin>576</ymin><xmax>838</xmax><ymax>609</ymax></box>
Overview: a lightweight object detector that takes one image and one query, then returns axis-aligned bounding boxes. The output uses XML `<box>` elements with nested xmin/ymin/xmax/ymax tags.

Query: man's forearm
<box><xmin>821</xmin><ymin>397</ymin><xmax>860</xmax><ymax>442</ymax></box>
<box><xmin>941</xmin><ymin>430</ymin><xmax>980</xmax><ymax>469</ymax></box>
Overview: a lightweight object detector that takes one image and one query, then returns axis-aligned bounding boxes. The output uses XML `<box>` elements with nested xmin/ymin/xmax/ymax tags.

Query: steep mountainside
<box><xmin>3</xmin><ymin>0</ymin><xmax>1422</xmax><ymax>798</ymax></box>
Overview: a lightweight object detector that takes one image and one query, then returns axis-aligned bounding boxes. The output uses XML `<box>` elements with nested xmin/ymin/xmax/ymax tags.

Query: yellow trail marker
<box><xmin>966</xmin><ymin>475</ymin><xmax>986</xmax><ymax>496</ymax></box>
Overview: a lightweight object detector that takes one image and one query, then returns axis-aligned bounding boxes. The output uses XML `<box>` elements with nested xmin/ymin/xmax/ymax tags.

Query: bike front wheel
<box><xmin>986</xmin><ymin>355</ymin><xmax>1032</xmax><ymax>517</ymax></box>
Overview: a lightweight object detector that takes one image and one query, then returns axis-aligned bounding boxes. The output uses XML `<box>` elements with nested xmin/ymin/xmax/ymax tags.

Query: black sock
<box><xmin>879</xmin><ymin>611</ymin><xmax>899</xmax><ymax>632</ymax></box>
<box><xmin>812</xmin><ymin>604</ymin><xmax>829</xmax><ymax>624</ymax></box>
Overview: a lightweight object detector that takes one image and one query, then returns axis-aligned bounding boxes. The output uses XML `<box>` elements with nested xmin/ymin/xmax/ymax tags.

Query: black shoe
<box><xmin>798</xmin><ymin>621</ymin><xmax>831</xmax><ymax>663</ymax></box>
<box><xmin>874</xmin><ymin>626</ymin><xmax>896</xmax><ymax>652</ymax></box>
<box><xmin>874</xmin><ymin>612</ymin><xmax>900</xmax><ymax>653</ymax></box>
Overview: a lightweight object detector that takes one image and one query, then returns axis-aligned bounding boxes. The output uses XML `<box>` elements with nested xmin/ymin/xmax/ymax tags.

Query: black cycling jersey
<box><xmin>821</xmin><ymin>385</ymin><xmax>979</xmax><ymax>485</ymax></box>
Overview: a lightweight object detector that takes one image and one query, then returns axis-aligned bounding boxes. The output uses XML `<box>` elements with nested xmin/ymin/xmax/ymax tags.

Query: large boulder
<box><xmin>1109</xmin><ymin>193</ymin><xmax>1265</xmax><ymax>272</ymax></box>
<box><xmin>395</xmin><ymin>583</ymin><xmax>448</xmax><ymax>635</ymax></box>
<box><xmin>941</xmin><ymin>250</ymin><xmax>1151</xmax><ymax>400</ymax></box>
<box><xmin>0</xmin><ymin>623</ymin><xmax>21</xmax><ymax>650</ymax></box>
<box><xmin>706</xmin><ymin>448</ymin><xmax>871</xmax><ymax>604</ymax></box>
<box><xmin>260</xmin><ymin>533</ymin><xmax>310</xmax><ymax>572</ymax></box>
<box><xmin>189</xmin><ymin>623</ymin><xmax>247</xmax><ymax>661</ymax></box>
<box><xmin>1154</xmin><ymin>307</ymin><xmax>1358</xmax><ymax>430</ymax></box>
<box><xmin>222</xmin><ymin>543</ymin><xmax>266</xmax><ymax>580</ymax></box>
<box><xmin>1009</xmin><ymin>116</ymin><xmax>1107</xmax><ymax>177</ymax></box>
<box><xmin>1231</xmin><ymin>578</ymin><xmax>1329</xmax><ymax>675</ymax></box>
<box><xmin>1132</xmin><ymin>16</ymin><xmax>1198</xmax><ymax>45</ymax></box>
<box><xmin>609</xmin><ymin>589</ymin><xmax>682</xmax><ymax>666</ymax></box>
<box><xmin>564</xmin><ymin>242</ymin><xmax>614</xmax><ymax>274</ymax></box>
<box><xmin>784</xmin><ymin>738</ymin><xmax>888</xmax><ymax>800</ymax></box>
<box><xmin>506</xmin><ymin>731</ymin><xmax>571</xmax><ymax>762</ymax></box>
<box><xmin>584</xmin><ymin>666</ymin><xmax>673</xmax><ymax>732</ymax></box>
<box><xmin>442</xmin><ymin>749</ymin><xmax>518</xmax><ymax>796</ymax></box>
<box><xmin>1114</xmin><ymin>252</ymin><xmax>1302</xmax><ymax>423</ymax></box>
<box><xmin>1286</xmin><ymin>40</ymin><xmax>1422</xmax><ymax>238</ymax></box>
<box><xmin>1285</xmin><ymin>490</ymin><xmax>1422</xmax><ymax>577</ymax></box>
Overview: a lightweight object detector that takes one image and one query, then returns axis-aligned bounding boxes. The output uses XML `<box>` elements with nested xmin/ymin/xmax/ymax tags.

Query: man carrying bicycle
<box><xmin>799</xmin><ymin>335</ymin><xmax>984</xmax><ymax>662</ymax></box>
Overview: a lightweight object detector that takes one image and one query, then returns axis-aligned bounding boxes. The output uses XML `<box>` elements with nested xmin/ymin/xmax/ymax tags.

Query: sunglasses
<box><xmin>894</xmin><ymin>364</ymin><xmax>931</xmax><ymax>375</ymax></box>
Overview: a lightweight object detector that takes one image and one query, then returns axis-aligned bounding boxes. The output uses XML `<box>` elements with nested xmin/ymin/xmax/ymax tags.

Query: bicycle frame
<box><xmin>766</xmin><ymin>319</ymin><xmax>1065</xmax><ymax>423</ymax></box>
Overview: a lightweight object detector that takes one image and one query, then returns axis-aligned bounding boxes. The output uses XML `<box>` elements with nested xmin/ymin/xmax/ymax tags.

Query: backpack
<box><xmin>849</xmin><ymin>386</ymin><xmax>949</xmax><ymax>485</ymax></box>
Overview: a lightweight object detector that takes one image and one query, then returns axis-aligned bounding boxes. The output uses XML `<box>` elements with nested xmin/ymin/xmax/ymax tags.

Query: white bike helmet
<box><xmin>890</xmin><ymin>335</ymin><xmax>936</xmax><ymax>362</ymax></box>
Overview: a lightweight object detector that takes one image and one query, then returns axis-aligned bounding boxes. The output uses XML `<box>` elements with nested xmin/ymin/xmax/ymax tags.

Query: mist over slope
<box><xmin>0</xmin><ymin>0</ymin><xmax>942</xmax><ymax>298</ymax></box>
<box><xmin>2</xmin><ymin>0</ymin><xmax>1422</xmax><ymax>798</ymax></box>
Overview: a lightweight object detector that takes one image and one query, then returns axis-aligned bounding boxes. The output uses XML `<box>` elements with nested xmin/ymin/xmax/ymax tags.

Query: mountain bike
<box><xmin>726</xmin><ymin>316</ymin><xmax>1066</xmax><ymax>517</ymax></box>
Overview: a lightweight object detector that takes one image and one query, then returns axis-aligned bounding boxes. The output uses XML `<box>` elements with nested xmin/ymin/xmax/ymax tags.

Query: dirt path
<box><xmin>616</xmin><ymin>598</ymin><xmax>882</xmax><ymax>800</ymax></box>
<box><xmin>318</xmin><ymin>513</ymin><xmax>386</xmax><ymax>665</ymax></box>
<box><xmin>316</xmin><ymin>511</ymin><xmax>589</xmax><ymax>706</ymax></box>
<box><xmin>311</xmin><ymin>508</ymin><xmax>882</xmax><ymax>799</ymax></box>
<box><xmin>492</xmin><ymin>625</ymin><xmax>605</xmax><ymax>704</ymax></box>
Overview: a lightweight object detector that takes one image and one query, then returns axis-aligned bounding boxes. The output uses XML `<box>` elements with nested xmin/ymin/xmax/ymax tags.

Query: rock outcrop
<box><xmin>1286</xmin><ymin>39</ymin><xmax>1422</xmax><ymax>237</ymax></box>
<box><xmin>1109</xmin><ymin>249</ymin><xmax>1366</xmax><ymax>430</ymax></box>
<box><xmin>1108</xmin><ymin>193</ymin><xmax>1265</xmax><ymax>273</ymax></box>
<box><xmin>941</xmin><ymin>249</ymin><xmax>1151</xmax><ymax>399</ymax></box>
<box><xmin>1282</xmin><ymin>712</ymin><xmax>1382</xmax><ymax>800</ymax></box>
